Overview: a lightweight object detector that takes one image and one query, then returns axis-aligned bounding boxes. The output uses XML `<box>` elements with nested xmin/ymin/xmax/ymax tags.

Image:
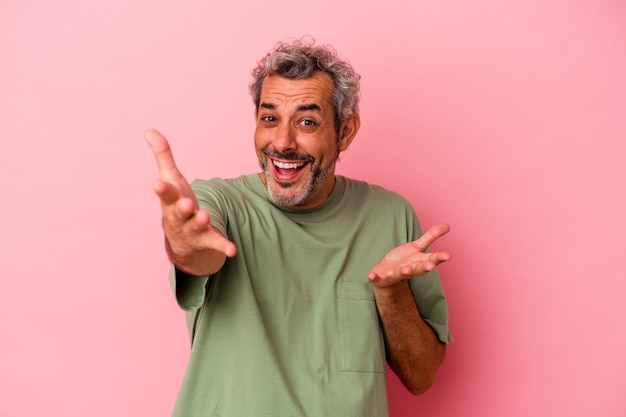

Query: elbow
<box><xmin>397</xmin><ymin>353</ymin><xmax>445</xmax><ymax>396</ymax></box>
<box><xmin>404</xmin><ymin>373</ymin><xmax>437</xmax><ymax>396</ymax></box>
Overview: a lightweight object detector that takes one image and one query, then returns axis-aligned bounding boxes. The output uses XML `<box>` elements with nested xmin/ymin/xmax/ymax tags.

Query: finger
<box><xmin>193</xmin><ymin>208</ymin><xmax>211</xmax><ymax>229</ymax></box>
<box><xmin>422</xmin><ymin>250</ymin><xmax>452</xmax><ymax>265</ymax></box>
<box><xmin>413</xmin><ymin>223</ymin><xmax>451</xmax><ymax>252</ymax></box>
<box><xmin>174</xmin><ymin>197</ymin><xmax>198</xmax><ymax>221</ymax></box>
<box><xmin>368</xmin><ymin>268</ymin><xmax>411</xmax><ymax>287</ymax></box>
<box><xmin>367</xmin><ymin>271</ymin><xmax>382</xmax><ymax>283</ymax></box>
<box><xmin>403</xmin><ymin>261</ymin><xmax>436</xmax><ymax>276</ymax></box>
<box><xmin>214</xmin><ymin>235</ymin><xmax>238</xmax><ymax>258</ymax></box>
<box><xmin>183</xmin><ymin>210</ymin><xmax>237</xmax><ymax>258</ymax></box>
<box><xmin>152</xmin><ymin>179</ymin><xmax>180</xmax><ymax>206</ymax></box>
<box><xmin>403</xmin><ymin>252</ymin><xmax>451</xmax><ymax>275</ymax></box>
<box><xmin>144</xmin><ymin>129</ymin><xmax>180</xmax><ymax>177</ymax></box>
<box><xmin>368</xmin><ymin>266</ymin><xmax>404</xmax><ymax>283</ymax></box>
<box><xmin>196</xmin><ymin>225</ymin><xmax>238</xmax><ymax>258</ymax></box>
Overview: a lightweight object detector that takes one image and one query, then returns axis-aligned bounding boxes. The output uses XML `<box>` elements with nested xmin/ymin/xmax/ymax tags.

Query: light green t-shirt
<box><xmin>170</xmin><ymin>174</ymin><xmax>452</xmax><ymax>417</ymax></box>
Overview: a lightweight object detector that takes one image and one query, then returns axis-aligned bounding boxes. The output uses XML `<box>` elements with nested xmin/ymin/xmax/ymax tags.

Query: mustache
<box><xmin>262</xmin><ymin>148</ymin><xmax>315</xmax><ymax>163</ymax></box>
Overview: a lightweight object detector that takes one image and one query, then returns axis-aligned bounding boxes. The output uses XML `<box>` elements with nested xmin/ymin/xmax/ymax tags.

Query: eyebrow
<box><xmin>259</xmin><ymin>102</ymin><xmax>322</xmax><ymax>112</ymax></box>
<box><xmin>296</xmin><ymin>103</ymin><xmax>321</xmax><ymax>112</ymax></box>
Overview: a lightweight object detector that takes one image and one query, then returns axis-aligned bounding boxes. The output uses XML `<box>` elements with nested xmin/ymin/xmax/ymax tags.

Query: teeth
<box><xmin>274</xmin><ymin>160</ymin><xmax>306</xmax><ymax>169</ymax></box>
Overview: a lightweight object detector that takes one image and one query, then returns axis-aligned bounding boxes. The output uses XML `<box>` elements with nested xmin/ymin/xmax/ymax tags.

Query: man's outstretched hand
<box><xmin>368</xmin><ymin>223</ymin><xmax>451</xmax><ymax>288</ymax></box>
<box><xmin>145</xmin><ymin>129</ymin><xmax>236</xmax><ymax>275</ymax></box>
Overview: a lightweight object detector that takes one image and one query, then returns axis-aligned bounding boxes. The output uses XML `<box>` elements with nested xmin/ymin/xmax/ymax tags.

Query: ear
<box><xmin>337</xmin><ymin>113</ymin><xmax>361</xmax><ymax>152</ymax></box>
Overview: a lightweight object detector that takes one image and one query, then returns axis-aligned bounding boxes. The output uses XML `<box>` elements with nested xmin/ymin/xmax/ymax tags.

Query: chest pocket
<box><xmin>337</xmin><ymin>281</ymin><xmax>386</xmax><ymax>373</ymax></box>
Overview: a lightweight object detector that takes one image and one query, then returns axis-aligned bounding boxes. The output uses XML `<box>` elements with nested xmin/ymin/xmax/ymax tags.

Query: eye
<box><xmin>260</xmin><ymin>115</ymin><xmax>277</xmax><ymax>122</ymax></box>
<box><xmin>298</xmin><ymin>119</ymin><xmax>317</xmax><ymax>127</ymax></box>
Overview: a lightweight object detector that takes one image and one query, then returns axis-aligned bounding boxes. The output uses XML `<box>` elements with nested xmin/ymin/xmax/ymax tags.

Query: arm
<box><xmin>368</xmin><ymin>223</ymin><xmax>451</xmax><ymax>395</ymax></box>
<box><xmin>145</xmin><ymin>129</ymin><xmax>237</xmax><ymax>276</ymax></box>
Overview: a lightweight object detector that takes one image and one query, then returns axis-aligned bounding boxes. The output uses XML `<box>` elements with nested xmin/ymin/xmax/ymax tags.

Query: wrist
<box><xmin>372</xmin><ymin>280</ymin><xmax>411</xmax><ymax>301</ymax></box>
<box><xmin>165</xmin><ymin>237</ymin><xmax>227</xmax><ymax>276</ymax></box>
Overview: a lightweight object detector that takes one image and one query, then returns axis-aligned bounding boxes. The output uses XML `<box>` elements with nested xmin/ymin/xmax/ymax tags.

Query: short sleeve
<box><xmin>169</xmin><ymin>265</ymin><xmax>210</xmax><ymax>311</ymax></box>
<box><xmin>409</xmin><ymin>269</ymin><xmax>454</xmax><ymax>343</ymax></box>
<box><xmin>408</xmin><ymin>209</ymin><xmax>453</xmax><ymax>343</ymax></box>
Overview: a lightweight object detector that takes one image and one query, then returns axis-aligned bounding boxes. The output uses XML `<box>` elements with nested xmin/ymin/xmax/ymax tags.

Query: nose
<box><xmin>272</xmin><ymin>122</ymin><xmax>297</xmax><ymax>153</ymax></box>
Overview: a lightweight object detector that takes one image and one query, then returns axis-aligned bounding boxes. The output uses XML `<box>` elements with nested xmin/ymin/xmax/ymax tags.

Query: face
<box><xmin>254</xmin><ymin>72</ymin><xmax>359</xmax><ymax>210</ymax></box>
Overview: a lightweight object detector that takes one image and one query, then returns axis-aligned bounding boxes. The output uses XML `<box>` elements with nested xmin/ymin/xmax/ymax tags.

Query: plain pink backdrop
<box><xmin>1</xmin><ymin>0</ymin><xmax>625</xmax><ymax>416</ymax></box>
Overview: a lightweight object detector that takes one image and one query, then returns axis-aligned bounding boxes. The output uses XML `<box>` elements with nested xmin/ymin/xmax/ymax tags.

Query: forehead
<box><xmin>260</xmin><ymin>72</ymin><xmax>334</xmax><ymax>108</ymax></box>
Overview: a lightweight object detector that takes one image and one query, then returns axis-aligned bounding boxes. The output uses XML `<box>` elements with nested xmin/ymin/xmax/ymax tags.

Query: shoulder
<box><xmin>339</xmin><ymin>176</ymin><xmax>421</xmax><ymax>241</ymax></box>
<box><xmin>188</xmin><ymin>174</ymin><xmax>270</xmax><ymax>221</ymax></box>
<box><xmin>341</xmin><ymin>176</ymin><xmax>414</xmax><ymax>209</ymax></box>
<box><xmin>191</xmin><ymin>174</ymin><xmax>261</xmax><ymax>201</ymax></box>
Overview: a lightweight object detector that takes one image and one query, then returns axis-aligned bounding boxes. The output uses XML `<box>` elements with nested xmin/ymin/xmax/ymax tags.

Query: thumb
<box><xmin>145</xmin><ymin>129</ymin><xmax>181</xmax><ymax>178</ymax></box>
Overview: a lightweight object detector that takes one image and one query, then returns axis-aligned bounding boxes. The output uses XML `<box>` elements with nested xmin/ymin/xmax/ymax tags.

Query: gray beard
<box><xmin>261</xmin><ymin>158</ymin><xmax>336</xmax><ymax>207</ymax></box>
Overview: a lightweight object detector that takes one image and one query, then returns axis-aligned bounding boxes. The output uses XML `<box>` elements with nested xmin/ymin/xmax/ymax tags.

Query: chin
<box><xmin>267</xmin><ymin>181</ymin><xmax>312</xmax><ymax>207</ymax></box>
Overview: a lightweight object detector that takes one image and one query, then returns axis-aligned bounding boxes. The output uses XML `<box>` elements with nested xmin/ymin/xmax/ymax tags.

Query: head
<box><xmin>250</xmin><ymin>37</ymin><xmax>361</xmax><ymax>133</ymax></box>
<box><xmin>250</xmin><ymin>38</ymin><xmax>362</xmax><ymax>209</ymax></box>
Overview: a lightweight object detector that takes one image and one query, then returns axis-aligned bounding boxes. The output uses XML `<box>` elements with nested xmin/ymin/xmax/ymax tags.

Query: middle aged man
<box><xmin>146</xmin><ymin>38</ymin><xmax>453</xmax><ymax>417</ymax></box>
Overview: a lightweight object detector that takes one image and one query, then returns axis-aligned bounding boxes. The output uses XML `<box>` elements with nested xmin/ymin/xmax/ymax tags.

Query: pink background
<box><xmin>1</xmin><ymin>0</ymin><xmax>625</xmax><ymax>416</ymax></box>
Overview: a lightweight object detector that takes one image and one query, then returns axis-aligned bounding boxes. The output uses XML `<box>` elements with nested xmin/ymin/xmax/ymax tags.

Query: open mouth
<box><xmin>271</xmin><ymin>158</ymin><xmax>309</xmax><ymax>181</ymax></box>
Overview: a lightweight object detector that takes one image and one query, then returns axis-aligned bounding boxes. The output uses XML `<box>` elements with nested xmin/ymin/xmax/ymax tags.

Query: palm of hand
<box><xmin>368</xmin><ymin>224</ymin><xmax>451</xmax><ymax>288</ymax></box>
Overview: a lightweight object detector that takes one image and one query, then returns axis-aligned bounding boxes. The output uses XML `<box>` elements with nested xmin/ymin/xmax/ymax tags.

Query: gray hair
<box><xmin>249</xmin><ymin>38</ymin><xmax>361</xmax><ymax>131</ymax></box>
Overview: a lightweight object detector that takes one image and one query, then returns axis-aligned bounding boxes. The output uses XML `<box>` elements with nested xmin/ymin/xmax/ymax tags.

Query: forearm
<box><xmin>374</xmin><ymin>281</ymin><xmax>446</xmax><ymax>395</ymax></box>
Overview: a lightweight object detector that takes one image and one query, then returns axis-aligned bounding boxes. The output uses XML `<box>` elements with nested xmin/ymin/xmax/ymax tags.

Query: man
<box><xmin>146</xmin><ymin>38</ymin><xmax>453</xmax><ymax>417</ymax></box>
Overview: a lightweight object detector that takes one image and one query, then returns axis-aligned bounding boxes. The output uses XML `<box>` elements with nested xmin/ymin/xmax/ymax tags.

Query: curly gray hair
<box><xmin>249</xmin><ymin>38</ymin><xmax>361</xmax><ymax>131</ymax></box>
